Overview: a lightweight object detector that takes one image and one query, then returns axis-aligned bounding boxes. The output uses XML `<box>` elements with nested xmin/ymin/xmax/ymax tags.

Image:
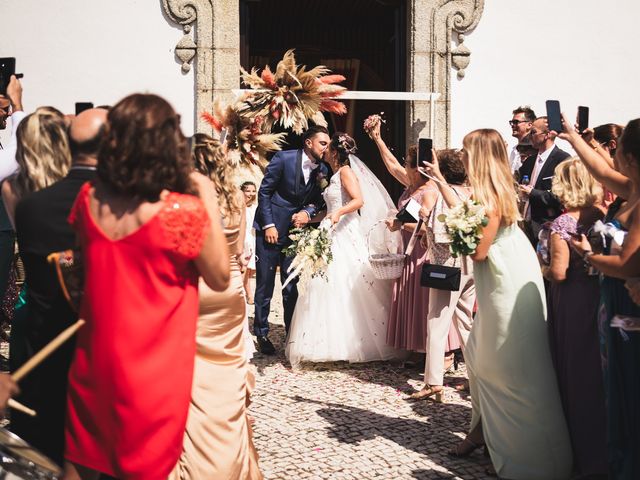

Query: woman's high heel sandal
<box><xmin>447</xmin><ymin>438</ymin><xmax>486</xmax><ymax>458</ymax></box>
<box><xmin>409</xmin><ymin>385</ymin><xmax>445</xmax><ymax>402</ymax></box>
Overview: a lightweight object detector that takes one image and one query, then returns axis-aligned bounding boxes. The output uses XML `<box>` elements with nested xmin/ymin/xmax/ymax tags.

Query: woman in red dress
<box><xmin>63</xmin><ymin>94</ymin><xmax>230</xmax><ymax>480</ymax></box>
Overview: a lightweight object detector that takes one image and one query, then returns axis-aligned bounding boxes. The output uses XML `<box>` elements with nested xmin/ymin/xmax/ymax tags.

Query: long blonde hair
<box><xmin>551</xmin><ymin>157</ymin><xmax>602</xmax><ymax>209</ymax></box>
<box><xmin>12</xmin><ymin>107</ymin><xmax>71</xmax><ymax>198</ymax></box>
<box><xmin>463</xmin><ymin>129</ymin><xmax>520</xmax><ymax>225</ymax></box>
<box><xmin>192</xmin><ymin>133</ymin><xmax>242</xmax><ymax>222</ymax></box>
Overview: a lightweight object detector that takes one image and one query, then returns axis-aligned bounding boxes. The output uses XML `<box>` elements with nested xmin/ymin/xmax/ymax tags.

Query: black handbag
<box><xmin>420</xmin><ymin>263</ymin><xmax>461</xmax><ymax>291</ymax></box>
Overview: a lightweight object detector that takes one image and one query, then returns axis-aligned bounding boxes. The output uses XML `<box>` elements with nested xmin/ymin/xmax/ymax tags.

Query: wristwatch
<box><xmin>583</xmin><ymin>250</ymin><xmax>595</xmax><ymax>263</ymax></box>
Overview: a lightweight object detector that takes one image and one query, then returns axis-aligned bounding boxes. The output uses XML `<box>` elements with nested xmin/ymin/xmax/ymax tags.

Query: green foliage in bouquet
<box><xmin>283</xmin><ymin>226</ymin><xmax>333</xmax><ymax>280</ymax></box>
<box><xmin>437</xmin><ymin>199</ymin><xmax>489</xmax><ymax>257</ymax></box>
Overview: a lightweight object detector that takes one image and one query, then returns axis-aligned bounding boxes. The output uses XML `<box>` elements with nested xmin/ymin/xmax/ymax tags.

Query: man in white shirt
<box><xmin>508</xmin><ymin>105</ymin><xmax>536</xmax><ymax>173</ymax></box>
<box><xmin>518</xmin><ymin>116</ymin><xmax>571</xmax><ymax>245</ymax></box>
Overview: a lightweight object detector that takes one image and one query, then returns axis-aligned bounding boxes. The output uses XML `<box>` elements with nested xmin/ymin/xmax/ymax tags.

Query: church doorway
<box><xmin>240</xmin><ymin>0</ymin><xmax>408</xmax><ymax>199</ymax></box>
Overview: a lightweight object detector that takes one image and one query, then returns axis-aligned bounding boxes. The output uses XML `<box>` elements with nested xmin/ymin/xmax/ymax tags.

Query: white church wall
<box><xmin>451</xmin><ymin>0</ymin><xmax>640</xmax><ymax>152</ymax></box>
<box><xmin>0</xmin><ymin>0</ymin><xmax>194</xmax><ymax>145</ymax></box>
<box><xmin>2</xmin><ymin>1</ymin><xmax>638</xmax><ymax>153</ymax></box>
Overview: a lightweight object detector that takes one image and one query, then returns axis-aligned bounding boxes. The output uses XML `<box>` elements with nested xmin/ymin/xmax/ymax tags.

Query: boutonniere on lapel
<box><xmin>316</xmin><ymin>171</ymin><xmax>329</xmax><ymax>191</ymax></box>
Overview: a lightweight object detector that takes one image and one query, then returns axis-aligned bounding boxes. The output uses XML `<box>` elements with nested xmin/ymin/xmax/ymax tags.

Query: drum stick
<box><xmin>12</xmin><ymin>319</ymin><xmax>86</xmax><ymax>383</ymax></box>
<box><xmin>8</xmin><ymin>398</ymin><xmax>36</xmax><ymax>417</ymax></box>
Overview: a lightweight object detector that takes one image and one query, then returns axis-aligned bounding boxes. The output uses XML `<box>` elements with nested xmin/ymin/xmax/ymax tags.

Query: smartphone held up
<box><xmin>418</xmin><ymin>138</ymin><xmax>433</xmax><ymax>165</ymax></box>
<box><xmin>545</xmin><ymin>100</ymin><xmax>563</xmax><ymax>133</ymax></box>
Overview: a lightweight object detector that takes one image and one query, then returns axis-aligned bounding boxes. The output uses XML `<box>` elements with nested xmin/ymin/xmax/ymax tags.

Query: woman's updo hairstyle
<box><xmin>330</xmin><ymin>132</ymin><xmax>357</xmax><ymax>166</ymax></box>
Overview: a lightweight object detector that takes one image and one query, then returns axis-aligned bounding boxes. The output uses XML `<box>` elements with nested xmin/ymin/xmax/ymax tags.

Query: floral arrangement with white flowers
<box><xmin>282</xmin><ymin>224</ymin><xmax>334</xmax><ymax>292</ymax></box>
<box><xmin>438</xmin><ymin>199</ymin><xmax>489</xmax><ymax>257</ymax></box>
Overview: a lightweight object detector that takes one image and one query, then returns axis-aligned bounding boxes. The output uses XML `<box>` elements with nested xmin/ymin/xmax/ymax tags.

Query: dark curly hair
<box><xmin>438</xmin><ymin>149</ymin><xmax>467</xmax><ymax>185</ymax></box>
<box><xmin>330</xmin><ymin>132</ymin><xmax>357</xmax><ymax>166</ymax></box>
<box><xmin>97</xmin><ymin>93</ymin><xmax>192</xmax><ymax>201</ymax></box>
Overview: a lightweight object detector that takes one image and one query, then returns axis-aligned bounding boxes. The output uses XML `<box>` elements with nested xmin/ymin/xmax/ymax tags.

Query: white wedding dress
<box><xmin>285</xmin><ymin>163</ymin><xmax>399</xmax><ymax>368</ymax></box>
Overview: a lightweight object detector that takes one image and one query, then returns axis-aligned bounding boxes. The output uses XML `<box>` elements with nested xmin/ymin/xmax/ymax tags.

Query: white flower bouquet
<box><xmin>437</xmin><ymin>199</ymin><xmax>489</xmax><ymax>257</ymax></box>
<box><xmin>281</xmin><ymin>225</ymin><xmax>334</xmax><ymax>292</ymax></box>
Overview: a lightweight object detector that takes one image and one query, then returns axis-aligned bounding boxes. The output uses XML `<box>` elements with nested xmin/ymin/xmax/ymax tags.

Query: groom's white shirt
<box><xmin>263</xmin><ymin>150</ymin><xmax>317</xmax><ymax>230</ymax></box>
<box><xmin>301</xmin><ymin>150</ymin><xmax>318</xmax><ymax>183</ymax></box>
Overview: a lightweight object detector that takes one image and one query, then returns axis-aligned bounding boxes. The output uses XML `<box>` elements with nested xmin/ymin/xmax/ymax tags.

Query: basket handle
<box><xmin>404</xmin><ymin>218</ymin><xmax>424</xmax><ymax>256</ymax></box>
<box><xmin>366</xmin><ymin>219</ymin><xmax>391</xmax><ymax>256</ymax></box>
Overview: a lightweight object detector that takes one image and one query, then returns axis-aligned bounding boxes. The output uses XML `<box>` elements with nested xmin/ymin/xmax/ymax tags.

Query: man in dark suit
<box><xmin>518</xmin><ymin>116</ymin><xmax>571</xmax><ymax>245</ymax></box>
<box><xmin>10</xmin><ymin>108</ymin><xmax>107</xmax><ymax>466</ymax></box>
<box><xmin>253</xmin><ymin>125</ymin><xmax>331</xmax><ymax>354</ymax></box>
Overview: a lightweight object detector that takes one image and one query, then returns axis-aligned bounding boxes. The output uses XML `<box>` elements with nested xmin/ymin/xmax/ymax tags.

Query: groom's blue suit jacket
<box><xmin>254</xmin><ymin>149</ymin><xmax>331</xmax><ymax>245</ymax></box>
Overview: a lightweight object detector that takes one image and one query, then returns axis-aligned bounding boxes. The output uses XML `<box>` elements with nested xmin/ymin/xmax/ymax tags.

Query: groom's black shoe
<box><xmin>257</xmin><ymin>336</ymin><xmax>276</xmax><ymax>355</ymax></box>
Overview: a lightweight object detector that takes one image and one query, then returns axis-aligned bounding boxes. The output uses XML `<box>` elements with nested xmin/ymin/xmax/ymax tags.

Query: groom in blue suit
<box><xmin>253</xmin><ymin>125</ymin><xmax>331</xmax><ymax>354</ymax></box>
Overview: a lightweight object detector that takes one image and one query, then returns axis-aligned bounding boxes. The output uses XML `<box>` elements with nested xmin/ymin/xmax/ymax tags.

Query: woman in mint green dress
<box><xmin>425</xmin><ymin>129</ymin><xmax>572</xmax><ymax>479</ymax></box>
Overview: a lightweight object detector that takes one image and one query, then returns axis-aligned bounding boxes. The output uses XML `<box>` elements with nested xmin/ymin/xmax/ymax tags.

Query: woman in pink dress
<box><xmin>63</xmin><ymin>94</ymin><xmax>230</xmax><ymax>480</ymax></box>
<box><xmin>369</xmin><ymin>123</ymin><xmax>460</xmax><ymax>360</ymax></box>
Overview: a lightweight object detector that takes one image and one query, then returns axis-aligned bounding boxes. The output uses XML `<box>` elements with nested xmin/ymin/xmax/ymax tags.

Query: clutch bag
<box><xmin>420</xmin><ymin>263</ymin><xmax>461</xmax><ymax>291</ymax></box>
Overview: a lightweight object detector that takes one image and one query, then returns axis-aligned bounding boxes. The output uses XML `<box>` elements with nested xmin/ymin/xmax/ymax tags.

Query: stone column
<box><xmin>162</xmin><ymin>0</ymin><xmax>484</xmax><ymax>144</ymax></box>
<box><xmin>407</xmin><ymin>0</ymin><xmax>484</xmax><ymax>148</ymax></box>
<box><xmin>162</xmin><ymin>0</ymin><xmax>240</xmax><ymax>135</ymax></box>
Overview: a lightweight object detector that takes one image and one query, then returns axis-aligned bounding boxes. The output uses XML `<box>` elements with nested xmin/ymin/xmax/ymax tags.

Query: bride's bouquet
<box><xmin>282</xmin><ymin>224</ymin><xmax>333</xmax><ymax>292</ymax></box>
<box><xmin>438</xmin><ymin>199</ymin><xmax>488</xmax><ymax>257</ymax></box>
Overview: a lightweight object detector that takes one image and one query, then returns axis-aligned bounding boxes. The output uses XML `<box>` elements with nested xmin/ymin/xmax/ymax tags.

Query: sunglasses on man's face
<box><xmin>509</xmin><ymin>119</ymin><xmax>531</xmax><ymax>127</ymax></box>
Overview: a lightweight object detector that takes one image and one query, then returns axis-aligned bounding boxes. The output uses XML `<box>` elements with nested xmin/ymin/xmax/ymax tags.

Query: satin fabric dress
<box><xmin>65</xmin><ymin>183</ymin><xmax>209</xmax><ymax>480</ymax></box>
<box><xmin>386</xmin><ymin>187</ymin><xmax>461</xmax><ymax>352</ymax></box>
<box><xmin>170</xmin><ymin>223</ymin><xmax>262</xmax><ymax>479</ymax></box>
<box><xmin>466</xmin><ymin>224</ymin><xmax>572</xmax><ymax>479</ymax></box>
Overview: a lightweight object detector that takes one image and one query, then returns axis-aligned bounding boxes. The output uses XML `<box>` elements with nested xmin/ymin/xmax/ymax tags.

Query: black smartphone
<box><xmin>546</xmin><ymin>100</ymin><xmax>562</xmax><ymax>133</ymax></box>
<box><xmin>418</xmin><ymin>138</ymin><xmax>433</xmax><ymax>164</ymax></box>
<box><xmin>577</xmin><ymin>106</ymin><xmax>589</xmax><ymax>133</ymax></box>
<box><xmin>0</xmin><ymin>58</ymin><xmax>16</xmax><ymax>96</ymax></box>
<box><xmin>75</xmin><ymin>102</ymin><xmax>94</xmax><ymax>115</ymax></box>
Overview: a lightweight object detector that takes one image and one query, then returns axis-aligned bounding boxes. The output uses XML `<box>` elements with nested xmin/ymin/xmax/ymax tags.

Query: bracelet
<box><xmin>582</xmin><ymin>250</ymin><xmax>595</xmax><ymax>263</ymax></box>
<box><xmin>588</xmin><ymin>140</ymin><xmax>600</xmax><ymax>151</ymax></box>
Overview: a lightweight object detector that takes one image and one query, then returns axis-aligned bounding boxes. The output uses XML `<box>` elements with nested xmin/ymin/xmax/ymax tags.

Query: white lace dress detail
<box><xmin>285</xmin><ymin>169</ymin><xmax>398</xmax><ymax>368</ymax></box>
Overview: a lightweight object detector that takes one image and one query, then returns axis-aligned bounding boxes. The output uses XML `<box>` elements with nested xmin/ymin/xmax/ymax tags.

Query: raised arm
<box><xmin>369</xmin><ymin>121</ymin><xmax>410</xmax><ymax>187</ymax></box>
<box><xmin>421</xmin><ymin>150</ymin><xmax>463</xmax><ymax>208</ymax></box>
<box><xmin>558</xmin><ymin>113</ymin><xmax>631</xmax><ymax>199</ymax></box>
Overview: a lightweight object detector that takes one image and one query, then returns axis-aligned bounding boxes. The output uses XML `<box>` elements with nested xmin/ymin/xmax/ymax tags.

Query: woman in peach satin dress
<box><xmin>170</xmin><ymin>134</ymin><xmax>262</xmax><ymax>479</ymax></box>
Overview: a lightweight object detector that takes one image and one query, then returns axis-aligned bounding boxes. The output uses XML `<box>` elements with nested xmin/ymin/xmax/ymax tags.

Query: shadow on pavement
<box><xmin>293</xmin><ymin>395</ymin><xmax>487</xmax><ymax>479</ymax></box>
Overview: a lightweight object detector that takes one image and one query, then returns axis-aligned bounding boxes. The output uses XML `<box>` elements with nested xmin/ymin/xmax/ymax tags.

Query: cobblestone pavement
<box><xmin>248</xmin><ymin>280</ymin><xmax>491</xmax><ymax>480</ymax></box>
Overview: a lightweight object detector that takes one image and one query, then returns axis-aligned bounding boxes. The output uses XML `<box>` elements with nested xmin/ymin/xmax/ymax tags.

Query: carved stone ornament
<box><xmin>408</xmin><ymin>0</ymin><xmax>484</xmax><ymax>147</ymax></box>
<box><xmin>161</xmin><ymin>0</ymin><xmax>484</xmax><ymax>145</ymax></box>
<box><xmin>175</xmin><ymin>25</ymin><xmax>197</xmax><ymax>73</ymax></box>
<box><xmin>162</xmin><ymin>0</ymin><xmax>240</xmax><ymax>134</ymax></box>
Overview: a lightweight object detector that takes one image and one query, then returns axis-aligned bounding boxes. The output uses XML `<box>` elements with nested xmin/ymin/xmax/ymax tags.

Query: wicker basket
<box><xmin>367</xmin><ymin>220</ymin><xmax>406</xmax><ymax>280</ymax></box>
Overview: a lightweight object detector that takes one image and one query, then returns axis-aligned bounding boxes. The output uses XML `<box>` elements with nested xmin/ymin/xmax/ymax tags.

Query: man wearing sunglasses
<box><xmin>509</xmin><ymin>106</ymin><xmax>536</xmax><ymax>172</ymax></box>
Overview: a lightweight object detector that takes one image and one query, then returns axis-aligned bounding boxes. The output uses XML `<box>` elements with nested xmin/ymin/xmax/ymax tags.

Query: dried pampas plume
<box><xmin>201</xmin><ymin>101</ymin><xmax>287</xmax><ymax>171</ymax></box>
<box><xmin>237</xmin><ymin>49</ymin><xmax>348</xmax><ymax>135</ymax></box>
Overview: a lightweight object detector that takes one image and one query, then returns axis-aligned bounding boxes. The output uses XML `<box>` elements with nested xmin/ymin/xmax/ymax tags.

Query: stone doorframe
<box><xmin>162</xmin><ymin>0</ymin><xmax>484</xmax><ymax>148</ymax></box>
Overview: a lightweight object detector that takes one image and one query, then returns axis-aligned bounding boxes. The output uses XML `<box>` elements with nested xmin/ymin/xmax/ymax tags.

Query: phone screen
<box><xmin>418</xmin><ymin>138</ymin><xmax>433</xmax><ymax>164</ymax></box>
<box><xmin>0</xmin><ymin>58</ymin><xmax>16</xmax><ymax>96</ymax></box>
<box><xmin>546</xmin><ymin>100</ymin><xmax>562</xmax><ymax>133</ymax></box>
<box><xmin>75</xmin><ymin>102</ymin><xmax>94</xmax><ymax>115</ymax></box>
<box><xmin>577</xmin><ymin>106</ymin><xmax>589</xmax><ymax>133</ymax></box>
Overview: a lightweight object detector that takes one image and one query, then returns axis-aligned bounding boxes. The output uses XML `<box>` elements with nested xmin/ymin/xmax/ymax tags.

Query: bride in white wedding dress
<box><xmin>286</xmin><ymin>133</ymin><xmax>399</xmax><ymax>368</ymax></box>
